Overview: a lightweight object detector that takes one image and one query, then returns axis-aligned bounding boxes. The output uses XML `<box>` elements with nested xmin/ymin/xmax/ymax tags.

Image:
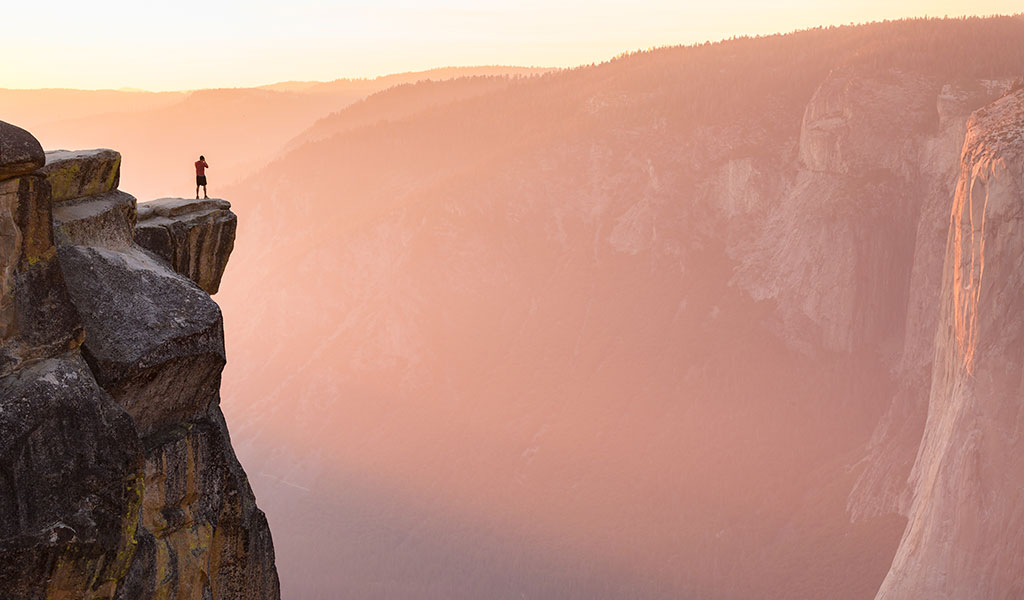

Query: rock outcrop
<box><xmin>0</xmin><ymin>120</ymin><xmax>279</xmax><ymax>599</ymax></box>
<box><xmin>135</xmin><ymin>198</ymin><xmax>236</xmax><ymax>294</ymax></box>
<box><xmin>40</xmin><ymin>149</ymin><xmax>121</xmax><ymax>203</ymax></box>
<box><xmin>0</xmin><ymin>147</ymin><xmax>84</xmax><ymax>378</ymax></box>
<box><xmin>875</xmin><ymin>89</ymin><xmax>1024</xmax><ymax>599</ymax></box>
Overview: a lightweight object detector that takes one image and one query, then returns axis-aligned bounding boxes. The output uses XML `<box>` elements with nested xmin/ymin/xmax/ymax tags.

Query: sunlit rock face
<box><xmin>0</xmin><ymin>123</ymin><xmax>279</xmax><ymax>599</ymax></box>
<box><xmin>875</xmin><ymin>89</ymin><xmax>1024</xmax><ymax>600</ymax></box>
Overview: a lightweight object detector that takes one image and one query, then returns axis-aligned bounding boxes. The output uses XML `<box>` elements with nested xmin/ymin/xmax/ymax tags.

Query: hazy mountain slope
<box><xmin>0</xmin><ymin>88</ymin><xmax>184</xmax><ymax>130</ymax></box>
<box><xmin>283</xmin><ymin>76</ymin><xmax>534</xmax><ymax>152</ymax></box>
<box><xmin>218</xmin><ymin>16</ymin><xmax>1024</xmax><ymax>599</ymax></box>
<box><xmin>28</xmin><ymin>88</ymin><xmax>355</xmax><ymax>200</ymax></box>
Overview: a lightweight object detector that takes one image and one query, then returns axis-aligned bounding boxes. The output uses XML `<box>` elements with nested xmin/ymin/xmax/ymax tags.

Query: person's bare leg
<box><xmin>196</xmin><ymin>185</ymin><xmax>200</xmax><ymax>199</ymax></box>
<box><xmin>203</xmin><ymin>185</ymin><xmax>208</xmax><ymax>199</ymax></box>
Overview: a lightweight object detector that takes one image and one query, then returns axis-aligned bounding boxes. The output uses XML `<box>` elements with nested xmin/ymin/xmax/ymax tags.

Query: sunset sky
<box><xmin>2</xmin><ymin>0</ymin><xmax>1021</xmax><ymax>90</ymax></box>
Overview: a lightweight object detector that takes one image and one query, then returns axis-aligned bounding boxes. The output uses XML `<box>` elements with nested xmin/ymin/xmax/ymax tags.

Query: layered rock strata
<box><xmin>0</xmin><ymin>121</ymin><xmax>279</xmax><ymax>599</ymax></box>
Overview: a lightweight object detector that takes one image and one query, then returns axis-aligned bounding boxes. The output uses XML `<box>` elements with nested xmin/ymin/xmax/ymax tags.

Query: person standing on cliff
<box><xmin>195</xmin><ymin>155</ymin><xmax>209</xmax><ymax>199</ymax></box>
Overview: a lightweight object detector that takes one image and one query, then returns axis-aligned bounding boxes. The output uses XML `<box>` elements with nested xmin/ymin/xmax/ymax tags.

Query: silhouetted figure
<box><xmin>195</xmin><ymin>155</ymin><xmax>209</xmax><ymax>199</ymax></box>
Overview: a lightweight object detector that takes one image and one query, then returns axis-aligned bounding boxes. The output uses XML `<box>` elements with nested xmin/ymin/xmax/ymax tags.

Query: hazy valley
<box><xmin>5</xmin><ymin>14</ymin><xmax>1024</xmax><ymax>599</ymax></box>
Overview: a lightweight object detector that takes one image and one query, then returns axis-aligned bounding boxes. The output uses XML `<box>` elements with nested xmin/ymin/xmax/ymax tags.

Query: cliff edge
<box><xmin>0</xmin><ymin>121</ymin><xmax>279</xmax><ymax>599</ymax></box>
<box><xmin>876</xmin><ymin>89</ymin><xmax>1024</xmax><ymax>599</ymax></box>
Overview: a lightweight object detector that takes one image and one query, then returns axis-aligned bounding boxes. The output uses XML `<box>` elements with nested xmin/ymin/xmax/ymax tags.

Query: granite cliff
<box><xmin>0</xmin><ymin>122</ymin><xmax>279</xmax><ymax>599</ymax></box>
<box><xmin>875</xmin><ymin>88</ymin><xmax>1024</xmax><ymax>599</ymax></box>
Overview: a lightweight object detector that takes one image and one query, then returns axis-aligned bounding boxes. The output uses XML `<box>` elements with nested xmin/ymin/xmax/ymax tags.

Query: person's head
<box><xmin>199</xmin><ymin>155</ymin><xmax>205</xmax><ymax>161</ymax></box>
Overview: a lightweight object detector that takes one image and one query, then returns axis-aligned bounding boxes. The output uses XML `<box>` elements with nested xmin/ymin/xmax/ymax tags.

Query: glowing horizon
<box><xmin>1</xmin><ymin>0</ymin><xmax>1021</xmax><ymax>92</ymax></box>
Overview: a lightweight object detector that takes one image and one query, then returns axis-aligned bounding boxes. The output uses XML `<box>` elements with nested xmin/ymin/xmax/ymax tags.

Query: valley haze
<box><xmin>3</xmin><ymin>9</ymin><xmax>1024</xmax><ymax>600</ymax></box>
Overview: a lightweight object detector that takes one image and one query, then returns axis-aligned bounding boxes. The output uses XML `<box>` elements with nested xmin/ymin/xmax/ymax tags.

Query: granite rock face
<box><xmin>875</xmin><ymin>89</ymin><xmax>1024</xmax><ymax>599</ymax></box>
<box><xmin>40</xmin><ymin>149</ymin><xmax>121</xmax><ymax>204</ymax></box>
<box><xmin>0</xmin><ymin>167</ymin><xmax>84</xmax><ymax>377</ymax></box>
<box><xmin>59</xmin><ymin>244</ymin><xmax>226</xmax><ymax>439</ymax></box>
<box><xmin>141</xmin><ymin>406</ymin><xmax>279</xmax><ymax>599</ymax></box>
<box><xmin>135</xmin><ymin>198</ymin><xmax>237</xmax><ymax>294</ymax></box>
<box><xmin>0</xmin><ymin>126</ymin><xmax>279</xmax><ymax>598</ymax></box>
<box><xmin>52</xmin><ymin>190</ymin><xmax>137</xmax><ymax>250</ymax></box>
<box><xmin>0</xmin><ymin>353</ymin><xmax>143</xmax><ymax>600</ymax></box>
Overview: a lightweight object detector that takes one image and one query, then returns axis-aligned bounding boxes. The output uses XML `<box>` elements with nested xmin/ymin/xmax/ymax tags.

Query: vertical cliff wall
<box><xmin>875</xmin><ymin>89</ymin><xmax>1024</xmax><ymax>599</ymax></box>
<box><xmin>0</xmin><ymin>121</ymin><xmax>279</xmax><ymax>599</ymax></box>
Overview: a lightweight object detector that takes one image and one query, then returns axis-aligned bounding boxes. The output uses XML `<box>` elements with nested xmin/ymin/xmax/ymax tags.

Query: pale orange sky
<box><xmin>2</xmin><ymin>0</ymin><xmax>1020</xmax><ymax>91</ymax></box>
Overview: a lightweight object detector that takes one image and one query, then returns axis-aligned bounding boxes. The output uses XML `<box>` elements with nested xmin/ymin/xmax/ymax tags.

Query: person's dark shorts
<box><xmin>197</xmin><ymin>175</ymin><xmax>207</xmax><ymax>186</ymax></box>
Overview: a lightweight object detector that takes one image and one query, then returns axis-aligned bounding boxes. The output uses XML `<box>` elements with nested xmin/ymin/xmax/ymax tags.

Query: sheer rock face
<box><xmin>876</xmin><ymin>90</ymin><xmax>1024</xmax><ymax>599</ymax></box>
<box><xmin>0</xmin><ymin>169</ymin><xmax>84</xmax><ymax>378</ymax></box>
<box><xmin>0</xmin><ymin>125</ymin><xmax>278</xmax><ymax>599</ymax></box>
<box><xmin>141</xmin><ymin>406</ymin><xmax>280</xmax><ymax>600</ymax></box>
<box><xmin>0</xmin><ymin>354</ymin><xmax>144</xmax><ymax>600</ymax></box>
<box><xmin>135</xmin><ymin>198</ymin><xmax>237</xmax><ymax>294</ymax></box>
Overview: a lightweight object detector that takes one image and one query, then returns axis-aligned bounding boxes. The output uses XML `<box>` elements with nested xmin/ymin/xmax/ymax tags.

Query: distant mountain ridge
<box><xmin>0</xmin><ymin>66</ymin><xmax>553</xmax><ymax>201</ymax></box>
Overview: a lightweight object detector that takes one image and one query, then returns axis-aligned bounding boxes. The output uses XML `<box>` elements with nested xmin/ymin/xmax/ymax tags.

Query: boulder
<box><xmin>135</xmin><ymin>197</ymin><xmax>236</xmax><ymax>294</ymax></box>
<box><xmin>39</xmin><ymin>149</ymin><xmax>121</xmax><ymax>204</ymax></box>
<box><xmin>0</xmin><ymin>121</ymin><xmax>44</xmax><ymax>181</ymax></box>
<box><xmin>58</xmin><ymin>244</ymin><xmax>225</xmax><ymax>438</ymax></box>
<box><xmin>0</xmin><ymin>352</ymin><xmax>144</xmax><ymax>599</ymax></box>
<box><xmin>52</xmin><ymin>190</ymin><xmax>138</xmax><ymax>250</ymax></box>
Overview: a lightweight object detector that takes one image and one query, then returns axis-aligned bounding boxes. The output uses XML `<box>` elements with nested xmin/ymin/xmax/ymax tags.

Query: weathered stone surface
<box><xmin>114</xmin><ymin>529</ymin><xmax>156</xmax><ymax>600</ymax></box>
<box><xmin>0</xmin><ymin>173</ymin><xmax>83</xmax><ymax>377</ymax></box>
<box><xmin>53</xmin><ymin>190</ymin><xmax>138</xmax><ymax>250</ymax></box>
<box><xmin>876</xmin><ymin>89</ymin><xmax>1024</xmax><ymax>599</ymax></box>
<box><xmin>137</xmin><ymin>198</ymin><xmax>230</xmax><ymax>220</ymax></box>
<box><xmin>135</xmin><ymin>198</ymin><xmax>236</xmax><ymax>294</ymax></box>
<box><xmin>0</xmin><ymin>121</ymin><xmax>44</xmax><ymax>181</ymax></box>
<box><xmin>138</xmin><ymin>405</ymin><xmax>280</xmax><ymax>600</ymax></box>
<box><xmin>0</xmin><ymin>352</ymin><xmax>144</xmax><ymax>599</ymax></box>
<box><xmin>39</xmin><ymin>149</ymin><xmax>121</xmax><ymax>204</ymax></box>
<box><xmin>58</xmin><ymin>244</ymin><xmax>225</xmax><ymax>438</ymax></box>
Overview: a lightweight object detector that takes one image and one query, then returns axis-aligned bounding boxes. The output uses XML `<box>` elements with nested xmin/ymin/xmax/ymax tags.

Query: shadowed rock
<box><xmin>39</xmin><ymin>149</ymin><xmax>121</xmax><ymax>204</ymax></box>
<box><xmin>0</xmin><ymin>352</ymin><xmax>144</xmax><ymax>599</ymax></box>
<box><xmin>135</xmin><ymin>197</ymin><xmax>236</xmax><ymax>294</ymax></box>
<box><xmin>0</xmin><ymin>172</ymin><xmax>83</xmax><ymax>377</ymax></box>
<box><xmin>58</xmin><ymin>244</ymin><xmax>225</xmax><ymax>438</ymax></box>
<box><xmin>52</xmin><ymin>190</ymin><xmax>137</xmax><ymax>250</ymax></box>
<box><xmin>139</xmin><ymin>405</ymin><xmax>280</xmax><ymax>599</ymax></box>
<box><xmin>0</xmin><ymin>121</ymin><xmax>44</xmax><ymax>181</ymax></box>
